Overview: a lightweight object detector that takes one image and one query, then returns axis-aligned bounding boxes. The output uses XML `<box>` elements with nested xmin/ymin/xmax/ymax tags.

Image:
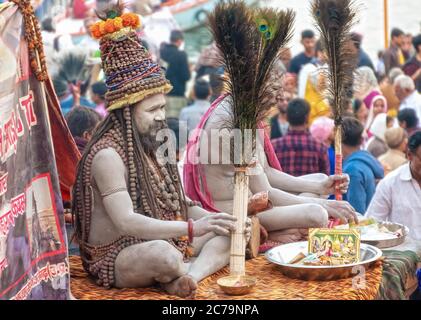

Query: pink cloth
<box><xmin>95</xmin><ymin>103</ymin><xmax>107</xmax><ymax>118</ymax></box>
<box><xmin>363</xmin><ymin>90</ymin><xmax>388</xmax><ymax>111</ymax></box>
<box><xmin>183</xmin><ymin>94</ymin><xmax>282</xmax><ymax>212</ymax></box>
<box><xmin>310</xmin><ymin>116</ymin><xmax>334</xmax><ymax>145</ymax></box>
<box><xmin>364</xmin><ymin>90</ymin><xmax>388</xmax><ymax>139</ymax></box>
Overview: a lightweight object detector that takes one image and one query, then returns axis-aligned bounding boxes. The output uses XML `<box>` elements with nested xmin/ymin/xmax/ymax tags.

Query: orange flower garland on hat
<box><xmin>90</xmin><ymin>13</ymin><xmax>141</xmax><ymax>39</ymax></box>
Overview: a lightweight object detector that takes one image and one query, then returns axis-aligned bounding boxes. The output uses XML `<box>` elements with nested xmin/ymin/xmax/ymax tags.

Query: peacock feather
<box><xmin>208</xmin><ymin>0</ymin><xmax>294</xmax><ymax>165</ymax></box>
<box><xmin>311</xmin><ymin>0</ymin><xmax>358</xmax><ymax>126</ymax></box>
<box><xmin>54</xmin><ymin>50</ymin><xmax>90</xmax><ymax>86</ymax></box>
<box><xmin>312</xmin><ymin>0</ymin><xmax>359</xmax><ymax>204</ymax></box>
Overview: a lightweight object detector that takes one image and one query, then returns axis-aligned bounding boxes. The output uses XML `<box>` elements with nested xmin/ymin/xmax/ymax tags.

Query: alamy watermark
<box><xmin>155</xmin><ymin>122</ymin><xmax>267</xmax><ymax>172</ymax></box>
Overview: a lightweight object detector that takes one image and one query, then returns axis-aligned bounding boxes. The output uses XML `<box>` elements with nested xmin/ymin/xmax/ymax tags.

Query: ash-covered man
<box><xmin>184</xmin><ymin>73</ymin><xmax>358</xmax><ymax>247</ymax></box>
<box><xmin>72</xmin><ymin>9</ymin><xmax>250</xmax><ymax>299</ymax></box>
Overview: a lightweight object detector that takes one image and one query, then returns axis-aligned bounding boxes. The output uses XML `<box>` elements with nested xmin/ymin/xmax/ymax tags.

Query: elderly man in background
<box><xmin>378</xmin><ymin>127</ymin><xmax>408</xmax><ymax>175</ymax></box>
<box><xmin>394</xmin><ymin>74</ymin><xmax>421</xmax><ymax>121</ymax></box>
<box><xmin>366</xmin><ymin>132</ymin><xmax>421</xmax><ymax>240</ymax></box>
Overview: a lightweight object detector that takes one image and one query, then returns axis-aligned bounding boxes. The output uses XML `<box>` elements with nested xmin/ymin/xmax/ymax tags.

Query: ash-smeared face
<box><xmin>133</xmin><ymin>94</ymin><xmax>167</xmax><ymax>137</ymax></box>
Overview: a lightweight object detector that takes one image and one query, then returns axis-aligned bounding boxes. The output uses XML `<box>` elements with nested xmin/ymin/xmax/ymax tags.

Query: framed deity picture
<box><xmin>308</xmin><ymin>228</ymin><xmax>361</xmax><ymax>264</ymax></box>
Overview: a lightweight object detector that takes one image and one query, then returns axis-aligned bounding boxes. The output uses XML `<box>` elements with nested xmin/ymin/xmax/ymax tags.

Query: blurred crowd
<box><xmin>265</xmin><ymin>28</ymin><xmax>421</xmax><ymax>240</ymax></box>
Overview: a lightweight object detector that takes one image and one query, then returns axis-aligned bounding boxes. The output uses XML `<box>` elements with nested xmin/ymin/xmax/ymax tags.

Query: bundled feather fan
<box><xmin>208</xmin><ymin>0</ymin><xmax>294</xmax><ymax>140</ymax></box>
<box><xmin>53</xmin><ymin>50</ymin><xmax>91</xmax><ymax>97</ymax></box>
<box><xmin>55</xmin><ymin>51</ymin><xmax>90</xmax><ymax>85</ymax></box>
<box><xmin>311</xmin><ymin>0</ymin><xmax>358</xmax><ymax>126</ymax></box>
<box><xmin>312</xmin><ymin>0</ymin><xmax>359</xmax><ymax>204</ymax></box>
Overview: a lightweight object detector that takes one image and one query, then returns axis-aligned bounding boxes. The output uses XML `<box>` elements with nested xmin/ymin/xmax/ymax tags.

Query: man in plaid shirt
<box><xmin>272</xmin><ymin>98</ymin><xmax>330</xmax><ymax>177</ymax></box>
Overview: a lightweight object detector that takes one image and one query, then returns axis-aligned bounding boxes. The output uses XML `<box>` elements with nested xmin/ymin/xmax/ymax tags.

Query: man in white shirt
<box><xmin>394</xmin><ymin>74</ymin><xmax>421</xmax><ymax>121</ymax></box>
<box><xmin>366</xmin><ymin>131</ymin><xmax>421</xmax><ymax>240</ymax></box>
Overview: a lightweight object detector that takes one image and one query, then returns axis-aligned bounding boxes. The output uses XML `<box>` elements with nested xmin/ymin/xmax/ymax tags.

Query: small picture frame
<box><xmin>308</xmin><ymin>228</ymin><xmax>361</xmax><ymax>264</ymax></box>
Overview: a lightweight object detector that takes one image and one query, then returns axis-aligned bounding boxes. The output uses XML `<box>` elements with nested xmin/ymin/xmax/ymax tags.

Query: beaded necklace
<box><xmin>10</xmin><ymin>0</ymin><xmax>48</xmax><ymax>82</ymax></box>
<box><xmin>74</xmin><ymin>107</ymin><xmax>191</xmax><ymax>287</ymax></box>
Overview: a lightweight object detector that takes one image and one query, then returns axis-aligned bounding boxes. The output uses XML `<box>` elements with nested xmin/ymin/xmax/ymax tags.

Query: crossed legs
<box><xmin>114</xmin><ymin>234</ymin><xmax>230</xmax><ymax>298</ymax></box>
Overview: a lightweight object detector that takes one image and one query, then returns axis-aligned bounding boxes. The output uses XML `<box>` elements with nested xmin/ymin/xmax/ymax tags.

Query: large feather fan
<box><xmin>208</xmin><ymin>1</ymin><xmax>295</xmax><ymax>143</ymax></box>
<box><xmin>311</xmin><ymin>0</ymin><xmax>358</xmax><ymax>126</ymax></box>
<box><xmin>312</xmin><ymin>0</ymin><xmax>359</xmax><ymax>204</ymax></box>
<box><xmin>54</xmin><ymin>50</ymin><xmax>90</xmax><ymax>86</ymax></box>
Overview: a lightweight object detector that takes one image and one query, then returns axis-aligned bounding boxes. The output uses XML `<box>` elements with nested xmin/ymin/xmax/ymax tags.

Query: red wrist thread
<box><xmin>188</xmin><ymin>218</ymin><xmax>194</xmax><ymax>244</ymax></box>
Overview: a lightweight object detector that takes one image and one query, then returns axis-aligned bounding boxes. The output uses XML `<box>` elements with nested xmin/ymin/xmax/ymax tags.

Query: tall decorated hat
<box><xmin>90</xmin><ymin>1</ymin><xmax>172</xmax><ymax>111</ymax></box>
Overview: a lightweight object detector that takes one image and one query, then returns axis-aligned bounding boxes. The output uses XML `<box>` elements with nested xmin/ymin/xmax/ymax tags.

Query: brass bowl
<box><xmin>217</xmin><ymin>275</ymin><xmax>257</xmax><ymax>296</ymax></box>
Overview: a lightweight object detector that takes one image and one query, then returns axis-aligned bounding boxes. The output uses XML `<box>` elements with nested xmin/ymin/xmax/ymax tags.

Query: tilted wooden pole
<box><xmin>384</xmin><ymin>0</ymin><xmax>389</xmax><ymax>49</ymax></box>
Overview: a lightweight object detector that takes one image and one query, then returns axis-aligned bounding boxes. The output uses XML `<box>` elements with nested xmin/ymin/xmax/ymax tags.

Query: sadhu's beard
<box><xmin>139</xmin><ymin>120</ymin><xmax>169</xmax><ymax>157</ymax></box>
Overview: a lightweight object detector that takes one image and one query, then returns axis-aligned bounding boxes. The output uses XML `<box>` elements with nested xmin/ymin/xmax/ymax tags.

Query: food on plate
<box><xmin>288</xmin><ymin>252</ymin><xmax>306</xmax><ymax>265</ymax></box>
<box><xmin>337</xmin><ymin>218</ymin><xmax>404</xmax><ymax>241</ymax></box>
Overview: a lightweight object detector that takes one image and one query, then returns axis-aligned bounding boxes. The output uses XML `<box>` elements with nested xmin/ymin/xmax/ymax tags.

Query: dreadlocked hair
<box><xmin>71</xmin><ymin>106</ymin><xmax>188</xmax><ymax>246</ymax></box>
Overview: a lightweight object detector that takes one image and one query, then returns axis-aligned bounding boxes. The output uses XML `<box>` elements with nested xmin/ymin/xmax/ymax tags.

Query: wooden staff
<box><xmin>384</xmin><ymin>0</ymin><xmax>389</xmax><ymax>49</ymax></box>
<box><xmin>230</xmin><ymin>168</ymin><xmax>249</xmax><ymax>276</ymax></box>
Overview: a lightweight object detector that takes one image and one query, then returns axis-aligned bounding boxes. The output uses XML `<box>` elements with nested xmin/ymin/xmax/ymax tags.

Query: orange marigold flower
<box><xmin>104</xmin><ymin>19</ymin><xmax>115</xmax><ymax>33</ymax></box>
<box><xmin>121</xmin><ymin>13</ymin><xmax>132</xmax><ymax>27</ymax></box>
<box><xmin>90</xmin><ymin>23</ymin><xmax>101</xmax><ymax>38</ymax></box>
<box><xmin>92</xmin><ymin>29</ymin><xmax>102</xmax><ymax>39</ymax></box>
<box><xmin>121</xmin><ymin>13</ymin><xmax>141</xmax><ymax>29</ymax></box>
<box><xmin>132</xmin><ymin>14</ymin><xmax>141</xmax><ymax>28</ymax></box>
<box><xmin>113</xmin><ymin>17</ymin><xmax>123</xmax><ymax>30</ymax></box>
<box><xmin>99</xmin><ymin>21</ymin><xmax>107</xmax><ymax>35</ymax></box>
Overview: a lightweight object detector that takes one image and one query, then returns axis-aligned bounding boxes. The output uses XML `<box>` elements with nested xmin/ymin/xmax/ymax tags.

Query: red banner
<box><xmin>0</xmin><ymin>2</ymin><xmax>78</xmax><ymax>300</ymax></box>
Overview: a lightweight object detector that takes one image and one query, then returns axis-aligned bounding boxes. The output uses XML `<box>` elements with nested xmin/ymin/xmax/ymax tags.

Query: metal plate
<box><xmin>265</xmin><ymin>241</ymin><xmax>382</xmax><ymax>281</ymax></box>
<box><xmin>360</xmin><ymin>221</ymin><xmax>409</xmax><ymax>249</ymax></box>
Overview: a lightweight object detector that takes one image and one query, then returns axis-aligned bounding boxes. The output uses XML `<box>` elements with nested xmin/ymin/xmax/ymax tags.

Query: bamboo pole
<box><xmin>230</xmin><ymin>169</ymin><xmax>249</xmax><ymax>276</ymax></box>
<box><xmin>384</xmin><ymin>0</ymin><xmax>389</xmax><ymax>49</ymax></box>
<box><xmin>327</xmin><ymin>125</ymin><xmax>343</xmax><ymax>228</ymax></box>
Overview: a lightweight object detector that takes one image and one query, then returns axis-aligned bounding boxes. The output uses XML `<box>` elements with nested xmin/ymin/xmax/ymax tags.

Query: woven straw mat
<box><xmin>70</xmin><ymin>255</ymin><xmax>383</xmax><ymax>300</ymax></box>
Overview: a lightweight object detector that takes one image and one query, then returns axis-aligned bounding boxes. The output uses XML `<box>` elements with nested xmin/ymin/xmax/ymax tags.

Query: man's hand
<box><xmin>320</xmin><ymin>174</ymin><xmax>350</xmax><ymax>195</ymax></box>
<box><xmin>319</xmin><ymin>200</ymin><xmax>359</xmax><ymax>224</ymax></box>
<box><xmin>70</xmin><ymin>83</ymin><xmax>81</xmax><ymax>107</ymax></box>
<box><xmin>193</xmin><ymin>213</ymin><xmax>237</xmax><ymax>237</ymax></box>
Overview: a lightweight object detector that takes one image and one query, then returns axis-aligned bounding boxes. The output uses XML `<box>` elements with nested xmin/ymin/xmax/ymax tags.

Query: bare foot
<box><xmin>162</xmin><ymin>275</ymin><xmax>198</xmax><ymax>298</ymax></box>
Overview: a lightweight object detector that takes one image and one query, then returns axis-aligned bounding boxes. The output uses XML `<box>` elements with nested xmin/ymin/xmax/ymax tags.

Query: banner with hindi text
<box><xmin>0</xmin><ymin>2</ymin><xmax>69</xmax><ymax>300</ymax></box>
